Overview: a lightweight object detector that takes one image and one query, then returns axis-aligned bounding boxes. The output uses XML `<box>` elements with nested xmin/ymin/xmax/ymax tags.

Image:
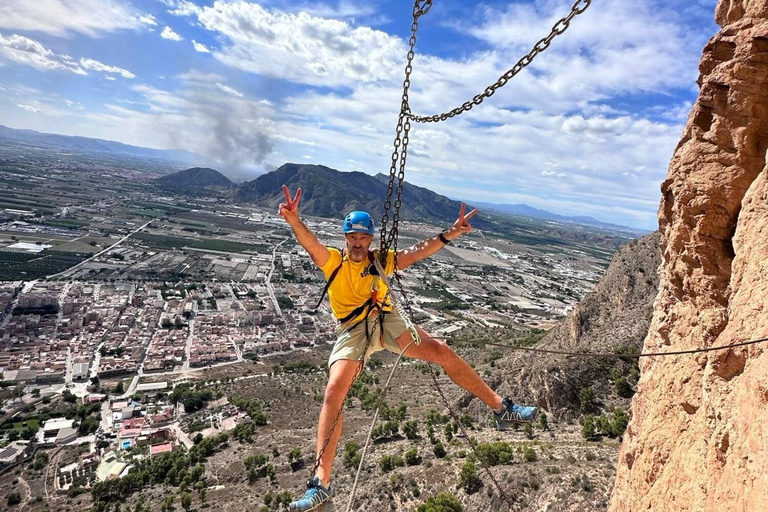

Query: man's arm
<box><xmin>396</xmin><ymin>203</ymin><xmax>478</xmax><ymax>270</ymax></box>
<box><xmin>278</xmin><ymin>185</ymin><xmax>331</xmax><ymax>268</ymax></box>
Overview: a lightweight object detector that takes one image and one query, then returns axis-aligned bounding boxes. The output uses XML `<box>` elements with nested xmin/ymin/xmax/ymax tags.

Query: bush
<box><xmin>580</xmin><ymin>415</ymin><xmax>596</xmax><ymax>441</ymax></box>
<box><xmin>615</xmin><ymin>376</ymin><xmax>634</xmax><ymax>398</ymax></box>
<box><xmin>523</xmin><ymin>446</ymin><xmax>537</xmax><ymax>462</ymax></box>
<box><xmin>579</xmin><ymin>386</ymin><xmax>596</xmax><ymax>414</ymax></box>
<box><xmin>475</xmin><ymin>441</ymin><xmax>513</xmax><ymax>466</ymax></box>
<box><xmin>7</xmin><ymin>492</ymin><xmax>22</xmax><ymax>505</ymax></box>
<box><xmin>404</xmin><ymin>447</ymin><xmax>421</xmax><ymax>466</ymax></box>
<box><xmin>523</xmin><ymin>423</ymin><xmax>534</xmax><ymax>439</ymax></box>
<box><xmin>458</xmin><ymin>460</ymin><xmax>482</xmax><ymax>494</ymax></box>
<box><xmin>538</xmin><ymin>412</ymin><xmax>548</xmax><ymax>430</ymax></box>
<box><xmin>403</xmin><ymin>420</ymin><xmax>419</xmax><ymax>440</ymax></box>
<box><xmin>343</xmin><ymin>441</ymin><xmax>361</xmax><ymax>469</ymax></box>
<box><xmin>415</xmin><ymin>492</ymin><xmax>462</xmax><ymax>512</ymax></box>
<box><xmin>611</xmin><ymin>408</ymin><xmax>629</xmax><ymax>437</ymax></box>
<box><xmin>433</xmin><ymin>442</ymin><xmax>446</xmax><ymax>459</ymax></box>
<box><xmin>379</xmin><ymin>454</ymin><xmax>405</xmax><ymax>473</ymax></box>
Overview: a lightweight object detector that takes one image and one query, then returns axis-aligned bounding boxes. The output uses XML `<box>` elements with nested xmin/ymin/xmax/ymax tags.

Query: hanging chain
<box><xmin>310</xmin><ymin>314</ymin><xmax>381</xmax><ymax>478</ymax></box>
<box><xmin>406</xmin><ymin>0</ymin><xmax>591</xmax><ymax>123</ymax></box>
<box><xmin>380</xmin><ymin>0</ymin><xmax>431</xmax><ymax>260</ymax></box>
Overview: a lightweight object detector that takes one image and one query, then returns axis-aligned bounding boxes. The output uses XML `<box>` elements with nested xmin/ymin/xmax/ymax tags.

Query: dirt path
<box><xmin>18</xmin><ymin>474</ymin><xmax>31</xmax><ymax>510</ymax></box>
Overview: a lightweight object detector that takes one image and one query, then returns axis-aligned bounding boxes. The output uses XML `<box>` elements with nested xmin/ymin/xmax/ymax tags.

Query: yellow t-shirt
<box><xmin>320</xmin><ymin>247</ymin><xmax>396</xmax><ymax>322</ymax></box>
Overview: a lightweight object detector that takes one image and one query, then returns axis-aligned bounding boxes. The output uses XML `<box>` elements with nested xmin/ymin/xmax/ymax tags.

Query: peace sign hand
<box><xmin>445</xmin><ymin>202</ymin><xmax>478</xmax><ymax>240</ymax></box>
<box><xmin>278</xmin><ymin>184</ymin><xmax>302</xmax><ymax>226</ymax></box>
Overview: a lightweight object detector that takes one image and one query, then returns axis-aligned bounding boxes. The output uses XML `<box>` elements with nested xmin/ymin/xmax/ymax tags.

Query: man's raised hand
<box><xmin>448</xmin><ymin>202</ymin><xmax>478</xmax><ymax>238</ymax></box>
<box><xmin>278</xmin><ymin>185</ymin><xmax>302</xmax><ymax>224</ymax></box>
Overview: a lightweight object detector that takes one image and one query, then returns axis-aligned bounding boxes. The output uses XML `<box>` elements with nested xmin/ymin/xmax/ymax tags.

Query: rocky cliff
<box><xmin>609</xmin><ymin>1</ymin><xmax>768</xmax><ymax>510</ymax></box>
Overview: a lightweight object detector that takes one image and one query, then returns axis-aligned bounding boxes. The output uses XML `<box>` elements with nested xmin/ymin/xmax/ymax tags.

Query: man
<box><xmin>278</xmin><ymin>185</ymin><xmax>537</xmax><ymax>512</ymax></box>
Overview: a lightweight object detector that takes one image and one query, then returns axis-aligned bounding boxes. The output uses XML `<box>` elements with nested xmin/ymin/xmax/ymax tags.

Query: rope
<box><xmin>345</xmin><ymin>339</ymin><xmax>417</xmax><ymax>512</ymax></box>
<box><xmin>437</xmin><ymin>335</ymin><xmax>768</xmax><ymax>358</ymax></box>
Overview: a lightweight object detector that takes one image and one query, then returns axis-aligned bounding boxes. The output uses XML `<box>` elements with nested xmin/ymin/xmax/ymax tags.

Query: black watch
<box><xmin>438</xmin><ymin>232</ymin><xmax>451</xmax><ymax>244</ymax></box>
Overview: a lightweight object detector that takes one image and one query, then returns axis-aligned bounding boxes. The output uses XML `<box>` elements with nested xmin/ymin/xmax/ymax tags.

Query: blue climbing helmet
<box><xmin>342</xmin><ymin>211</ymin><xmax>375</xmax><ymax>234</ymax></box>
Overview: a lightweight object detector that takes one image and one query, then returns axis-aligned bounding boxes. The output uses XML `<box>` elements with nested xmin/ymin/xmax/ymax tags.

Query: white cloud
<box><xmin>17</xmin><ymin>104</ymin><xmax>41</xmax><ymax>113</ymax></box>
<box><xmin>0</xmin><ymin>0</ymin><xmax>151</xmax><ymax>37</ymax></box>
<box><xmin>139</xmin><ymin>15</ymin><xmax>158</xmax><ymax>26</ymax></box>
<box><xmin>216</xmin><ymin>83</ymin><xmax>244</xmax><ymax>98</ymax></box>
<box><xmin>104</xmin><ymin>76</ymin><xmax>116</xmax><ymax>81</ymax></box>
<box><xmin>80</xmin><ymin>58</ymin><xmax>135</xmax><ymax>79</ymax></box>
<box><xmin>0</xmin><ymin>33</ymin><xmax>86</xmax><ymax>75</ymax></box>
<box><xmin>192</xmin><ymin>40</ymin><xmax>211</xmax><ymax>53</ymax></box>
<box><xmin>175</xmin><ymin>1</ymin><xmax>403</xmax><ymax>88</ymax></box>
<box><xmin>161</xmin><ymin>26</ymin><xmax>183</xmax><ymax>41</ymax></box>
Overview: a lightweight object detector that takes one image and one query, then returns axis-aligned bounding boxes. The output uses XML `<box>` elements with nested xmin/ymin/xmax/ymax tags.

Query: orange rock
<box><xmin>609</xmin><ymin>1</ymin><xmax>768</xmax><ymax>510</ymax></box>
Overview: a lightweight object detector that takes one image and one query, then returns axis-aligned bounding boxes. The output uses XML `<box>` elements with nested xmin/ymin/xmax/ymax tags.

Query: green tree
<box><xmin>403</xmin><ymin>420</ymin><xmax>419</xmax><ymax>440</ymax></box>
<box><xmin>7</xmin><ymin>492</ymin><xmax>21</xmax><ymax>506</ymax></box>
<box><xmin>523</xmin><ymin>446</ymin><xmax>537</xmax><ymax>462</ymax></box>
<box><xmin>581</xmin><ymin>415</ymin><xmax>597</xmax><ymax>441</ymax></box>
<box><xmin>115</xmin><ymin>381</ymin><xmax>125</xmax><ymax>395</ymax></box>
<box><xmin>615</xmin><ymin>376</ymin><xmax>634</xmax><ymax>398</ymax></box>
<box><xmin>180</xmin><ymin>492</ymin><xmax>192</xmax><ymax>511</ymax></box>
<box><xmin>611</xmin><ymin>408</ymin><xmax>629</xmax><ymax>437</ymax></box>
<box><xmin>579</xmin><ymin>386</ymin><xmax>596</xmax><ymax>414</ymax></box>
<box><xmin>404</xmin><ymin>447</ymin><xmax>421</xmax><ymax>466</ymax></box>
<box><xmin>433</xmin><ymin>442</ymin><xmax>446</xmax><ymax>459</ymax></box>
<box><xmin>523</xmin><ymin>423</ymin><xmax>534</xmax><ymax>439</ymax></box>
<box><xmin>458</xmin><ymin>459</ymin><xmax>481</xmax><ymax>494</ymax></box>
<box><xmin>539</xmin><ymin>412</ymin><xmax>549</xmax><ymax>430</ymax></box>
<box><xmin>415</xmin><ymin>492</ymin><xmax>462</xmax><ymax>512</ymax></box>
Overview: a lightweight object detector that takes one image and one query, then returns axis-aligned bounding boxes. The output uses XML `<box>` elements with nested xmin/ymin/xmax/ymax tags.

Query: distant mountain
<box><xmin>155</xmin><ymin>167</ymin><xmax>235</xmax><ymax>192</ymax></box>
<box><xmin>0</xmin><ymin>124</ymin><xmax>215</xmax><ymax>167</ymax></box>
<box><xmin>236</xmin><ymin>163</ymin><xmax>486</xmax><ymax>227</ymax></box>
<box><xmin>470</xmin><ymin>200</ymin><xmax>647</xmax><ymax>235</ymax></box>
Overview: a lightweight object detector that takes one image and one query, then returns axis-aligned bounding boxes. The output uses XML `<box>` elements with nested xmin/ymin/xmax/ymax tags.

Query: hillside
<box><xmin>235</xmin><ymin>163</ymin><xmax>486</xmax><ymax>228</ymax></box>
<box><xmin>155</xmin><ymin>167</ymin><xmax>235</xmax><ymax>191</ymax></box>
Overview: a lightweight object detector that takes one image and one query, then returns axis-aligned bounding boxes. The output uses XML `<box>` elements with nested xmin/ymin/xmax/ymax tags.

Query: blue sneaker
<box><xmin>494</xmin><ymin>397</ymin><xmax>538</xmax><ymax>430</ymax></box>
<box><xmin>288</xmin><ymin>476</ymin><xmax>333</xmax><ymax>512</ymax></box>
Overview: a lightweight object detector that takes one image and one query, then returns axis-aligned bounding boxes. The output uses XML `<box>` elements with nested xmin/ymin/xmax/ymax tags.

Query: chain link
<box><xmin>406</xmin><ymin>0</ymin><xmax>591</xmax><ymax>123</ymax></box>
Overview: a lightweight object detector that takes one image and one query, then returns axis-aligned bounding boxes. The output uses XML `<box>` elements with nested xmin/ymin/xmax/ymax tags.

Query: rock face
<box><xmin>609</xmin><ymin>2</ymin><xmax>768</xmax><ymax>510</ymax></box>
<box><xmin>462</xmin><ymin>232</ymin><xmax>660</xmax><ymax>423</ymax></box>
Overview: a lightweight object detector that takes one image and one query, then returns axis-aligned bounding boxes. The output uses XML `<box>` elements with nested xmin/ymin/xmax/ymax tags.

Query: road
<box><xmin>181</xmin><ymin>319</ymin><xmax>196</xmax><ymax>371</ymax></box>
<box><xmin>266</xmin><ymin>238</ymin><xmax>289</xmax><ymax>318</ymax></box>
<box><xmin>46</xmin><ymin>220</ymin><xmax>152</xmax><ymax>279</ymax></box>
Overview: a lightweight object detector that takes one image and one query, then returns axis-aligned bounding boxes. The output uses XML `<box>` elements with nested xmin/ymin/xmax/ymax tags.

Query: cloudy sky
<box><xmin>0</xmin><ymin>0</ymin><xmax>718</xmax><ymax>230</ymax></box>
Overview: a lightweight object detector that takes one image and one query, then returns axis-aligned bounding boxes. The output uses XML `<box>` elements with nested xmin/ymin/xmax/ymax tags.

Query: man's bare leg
<box><xmin>315</xmin><ymin>359</ymin><xmax>360</xmax><ymax>487</ymax></box>
<box><xmin>394</xmin><ymin>326</ymin><xmax>503</xmax><ymax>411</ymax></box>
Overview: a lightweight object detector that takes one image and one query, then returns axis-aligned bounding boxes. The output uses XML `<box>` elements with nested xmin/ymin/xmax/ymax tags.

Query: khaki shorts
<box><xmin>328</xmin><ymin>310</ymin><xmax>410</xmax><ymax>367</ymax></box>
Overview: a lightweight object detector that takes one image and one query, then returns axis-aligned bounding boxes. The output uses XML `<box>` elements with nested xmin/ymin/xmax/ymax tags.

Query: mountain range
<box><xmin>0</xmin><ymin>124</ymin><xmax>214</xmax><ymax>167</ymax></box>
<box><xmin>0</xmin><ymin>124</ymin><xmax>644</xmax><ymax>232</ymax></box>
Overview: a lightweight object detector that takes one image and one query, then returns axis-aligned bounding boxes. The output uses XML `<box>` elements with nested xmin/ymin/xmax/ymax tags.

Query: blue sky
<box><xmin>0</xmin><ymin>0</ymin><xmax>719</xmax><ymax>230</ymax></box>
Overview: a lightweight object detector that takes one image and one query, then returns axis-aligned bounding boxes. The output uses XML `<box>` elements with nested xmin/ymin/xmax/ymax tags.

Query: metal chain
<box><xmin>312</xmin><ymin>0</ymin><xmax>427</xmax><ymax>475</ymax></box>
<box><xmin>310</xmin><ymin>313</ymin><xmax>381</xmax><ymax>478</ymax></box>
<box><xmin>380</xmin><ymin>1</ymin><xmax>430</xmax><ymax>259</ymax></box>
<box><xmin>406</xmin><ymin>0</ymin><xmax>592</xmax><ymax>123</ymax></box>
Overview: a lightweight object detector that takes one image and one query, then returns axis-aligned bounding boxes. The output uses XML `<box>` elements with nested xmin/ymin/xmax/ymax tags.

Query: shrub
<box><xmin>615</xmin><ymin>376</ymin><xmax>634</xmax><ymax>398</ymax></box>
<box><xmin>379</xmin><ymin>454</ymin><xmax>405</xmax><ymax>473</ymax></box>
<box><xmin>579</xmin><ymin>386</ymin><xmax>596</xmax><ymax>414</ymax></box>
<box><xmin>433</xmin><ymin>442</ymin><xmax>446</xmax><ymax>459</ymax></box>
<box><xmin>343</xmin><ymin>441</ymin><xmax>361</xmax><ymax>469</ymax></box>
<box><xmin>415</xmin><ymin>492</ymin><xmax>462</xmax><ymax>512</ymax></box>
<box><xmin>523</xmin><ymin>446</ymin><xmax>537</xmax><ymax>463</ymax></box>
<box><xmin>475</xmin><ymin>441</ymin><xmax>513</xmax><ymax>466</ymax></box>
<box><xmin>404</xmin><ymin>447</ymin><xmax>422</xmax><ymax>466</ymax></box>
<box><xmin>581</xmin><ymin>415</ymin><xmax>596</xmax><ymax>441</ymax></box>
<box><xmin>458</xmin><ymin>460</ymin><xmax>482</xmax><ymax>494</ymax></box>
<box><xmin>403</xmin><ymin>420</ymin><xmax>419</xmax><ymax>440</ymax></box>
<box><xmin>611</xmin><ymin>408</ymin><xmax>629</xmax><ymax>437</ymax></box>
